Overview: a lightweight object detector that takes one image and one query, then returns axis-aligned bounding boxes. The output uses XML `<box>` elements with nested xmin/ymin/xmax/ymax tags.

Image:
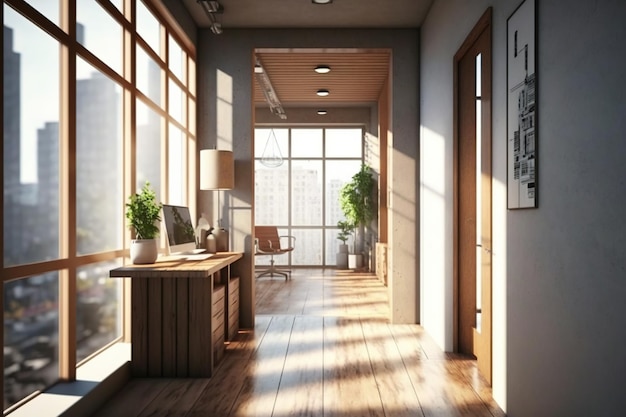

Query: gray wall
<box><xmin>508</xmin><ymin>0</ymin><xmax>626</xmax><ymax>415</ymax></box>
<box><xmin>198</xmin><ymin>29</ymin><xmax>420</xmax><ymax>327</ymax></box>
<box><xmin>421</xmin><ymin>0</ymin><xmax>626</xmax><ymax>414</ymax></box>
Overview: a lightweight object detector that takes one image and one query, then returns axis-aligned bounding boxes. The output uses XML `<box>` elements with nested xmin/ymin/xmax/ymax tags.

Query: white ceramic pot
<box><xmin>130</xmin><ymin>239</ymin><xmax>158</xmax><ymax>264</ymax></box>
<box><xmin>348</xmin><ymin>253</ymin><xmax>363</xmax><ymax>270</ymax></box>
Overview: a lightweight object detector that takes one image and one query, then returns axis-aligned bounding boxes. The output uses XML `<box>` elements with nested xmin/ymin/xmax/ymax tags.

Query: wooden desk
<box><xmin>110</xmin><ymin>252</ymin><xmax>243</xmax><ymax>377</ymax></box>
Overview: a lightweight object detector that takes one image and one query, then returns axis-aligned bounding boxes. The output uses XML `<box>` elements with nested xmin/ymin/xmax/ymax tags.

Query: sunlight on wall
<box><xmin>388</xmin><ymin>148</ymin><xmax>417</xmax><ymax>324</ymax></box>
<box><xmin>216</xmin><ymin>69</ymin><xmax>234</xmax><ymax>149</ymax></box>
<box><xmin>491</xmin><ymin>157</ymin><xmax>507</xmax><ymax>410</ymax></box>
<box><xmin>420</xmin><ymin>125</ymin><xmax>451</xmax><ymax>351</ymax></box>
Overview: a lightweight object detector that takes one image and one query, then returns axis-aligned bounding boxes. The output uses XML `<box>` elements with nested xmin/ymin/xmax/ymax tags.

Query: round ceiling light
<box><xmin>316</xmin><ymin>89</ymin><xmax>330</xmax><ymax>97</ymax></box>
<box><xmin>317</xmin><ymin>110</ymin><xmax>328</xmax><ymax>115</ymax></box>
<box><xmin>314</xmin><ymin>65</ymin><xmax>331</xmax><ymax>74</ymax></box>
<box><xmin>312</xmin><ymin>0</ymin><xmax>333</xmax><ymax>4</ymax></box>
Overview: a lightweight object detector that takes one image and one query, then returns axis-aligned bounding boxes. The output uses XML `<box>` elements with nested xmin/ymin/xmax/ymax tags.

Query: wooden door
<box><xmin>454</xmin><ymin>8</ymin><xmax>493</xmax><ymax>383</ymax></box>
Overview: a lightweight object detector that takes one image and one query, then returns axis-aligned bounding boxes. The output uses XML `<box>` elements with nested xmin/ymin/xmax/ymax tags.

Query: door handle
<box><xmin>476</xmin><ymin>244</ymin><xmax>492</xmax><ymax>254</ymax></box>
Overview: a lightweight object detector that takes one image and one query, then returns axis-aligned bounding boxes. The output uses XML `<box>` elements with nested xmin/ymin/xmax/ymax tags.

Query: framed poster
<box><xmin>507</xmin><ymin>0</ymin><xmax>537</xmax><ymax>209</ymax></box>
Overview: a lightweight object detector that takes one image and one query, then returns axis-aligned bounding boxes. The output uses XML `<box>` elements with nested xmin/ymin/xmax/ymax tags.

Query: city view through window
<box><xmin>3</xmin><ymin>0</ymin><xmax>195</xmax><ymax>409</ymax></box>
<box><xmin>254</xmin><ymin>127</ymin><xmax>363</xmax><ymax>267</ymax></box>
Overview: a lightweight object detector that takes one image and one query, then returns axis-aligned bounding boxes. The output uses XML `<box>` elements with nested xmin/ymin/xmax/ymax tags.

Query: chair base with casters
<box><xmin>254</xmin><ymin>226</ymin><xmax>295</xmax><ymax>281</ymax></box>
<box><xmin>255</xmin><ymin>258</ymin><xmax>291</xmax><ymax>280</ymax></box>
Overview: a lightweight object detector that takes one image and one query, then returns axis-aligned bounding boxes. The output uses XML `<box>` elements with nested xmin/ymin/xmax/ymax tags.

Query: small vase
<box><xmin>130</xmin><ymin>239</ymin><xmax>158</xmax><ymax>264</ymax></box>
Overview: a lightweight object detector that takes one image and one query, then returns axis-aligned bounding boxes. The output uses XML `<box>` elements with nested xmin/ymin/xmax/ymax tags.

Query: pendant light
<box><xmin>261</xmin><ymin>129</ymin><xmax>284</xmax><ymax>168</ymax></box>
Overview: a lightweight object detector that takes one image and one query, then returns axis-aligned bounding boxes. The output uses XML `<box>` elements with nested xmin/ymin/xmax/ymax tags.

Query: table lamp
<box><xmin>200</xmin><ymin>149</ymin><xmax>234</xmax><ymax>252</ymax></box>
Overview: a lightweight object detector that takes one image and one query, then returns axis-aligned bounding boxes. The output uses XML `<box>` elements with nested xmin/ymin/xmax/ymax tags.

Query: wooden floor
<box><xmin>92</xmin><ymin>269</ymin><xmax>505</xmax><ymax>417</ymax></box>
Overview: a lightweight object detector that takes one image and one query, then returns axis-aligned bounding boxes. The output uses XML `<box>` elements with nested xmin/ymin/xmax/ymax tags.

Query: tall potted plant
<box><xmin>126</xmin><ymin>182</ymin><xmax>162</xmax><ymax>264</ymax></box>
<box><xmin>339</xmin><ymin>164</ymin><xmax>375</xmax><ymax>269</ymax></box>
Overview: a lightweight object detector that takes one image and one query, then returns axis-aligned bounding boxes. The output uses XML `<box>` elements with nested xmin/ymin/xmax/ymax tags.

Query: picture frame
<box><xmin>507</xmin><ymin>0</ymin><xmax>537</xmax><ymax>209</ymax></box>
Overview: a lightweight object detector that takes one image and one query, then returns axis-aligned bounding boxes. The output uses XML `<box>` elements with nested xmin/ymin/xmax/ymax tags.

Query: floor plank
<box><xmin>361</xmin><ymin>318</ymin><xmax>423</xmax><ymax>417</ymax></box>
<box><xmin>229</xmin><ymin>315</ymin><xmax>294</xmax><ymax>417</ymax></box>
<box><xmin>323</xmin><ymin>316</ymin><xmax>384</xmax><ymax>417</ymax></box>
<box><xmin>271</xmin><ymin>315</ymin><xmax>324</xmax><ymax>417</ymax></box>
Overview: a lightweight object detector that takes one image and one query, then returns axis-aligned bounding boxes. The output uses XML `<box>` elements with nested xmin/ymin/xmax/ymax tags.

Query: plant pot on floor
<box><xmin>336</xmin><ymin>244</ymin><xmax>349</xmax><ymax>269</ymax></box>
<box><xmin>348</xmin><ymin>253</ymin><xmax>363</xmax><ymax>270</ymax></box>
<box><xmin>130</xmin><ymin>239</ymin><xmax>158</xmax><ymax>264</ymax></box>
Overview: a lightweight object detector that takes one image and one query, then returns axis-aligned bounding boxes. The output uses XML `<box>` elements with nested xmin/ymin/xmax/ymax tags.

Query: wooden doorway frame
<box><xmin>453</xmin><ymin>7</ymin><xmax>493</xmax><ymax>382</ymax></box>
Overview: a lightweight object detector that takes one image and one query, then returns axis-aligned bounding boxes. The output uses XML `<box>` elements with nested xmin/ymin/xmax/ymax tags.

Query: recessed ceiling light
<box><xmin>314</xmin><ymin>65</ymin><xmax>331</xmax><ymax>74</ymax></box>
<box><xmin>312</xmin><ymin>0</ymin><xmax>333</xmax><ymax>4</ymax></box>
<box><xmin>317</xmin><ymin>110</ymin><xmax>328</xmax><ymax>115</ymax></box>
<box><xmin>317</xmin><ymin>89</ymin><xmax>330</xmax><ymax>97</ymax></box>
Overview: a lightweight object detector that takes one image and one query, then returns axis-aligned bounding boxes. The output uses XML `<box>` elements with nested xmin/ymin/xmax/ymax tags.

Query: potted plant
<box><xmin>126</xmin><ymin>182</ymin><xmax>162</xmax><ymax>264</ymax></box>
<box><xmin>339</xmin><ymin>164</ymin><xmax>375</xmax><ymax>269</ymax></box>
<box><xmin>336</xmin><ymin>220</ymin><xmax>354</xmax><ymax>269</ymax></box>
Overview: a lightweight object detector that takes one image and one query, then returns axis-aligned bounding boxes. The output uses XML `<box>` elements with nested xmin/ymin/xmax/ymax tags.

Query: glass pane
<box><xmin>188</xmin><ymin>98</ymin><xmax>197</xmax><ymax>136</ymax></box>
<box><xmin>168</xmin><ymin>78</ymin><xmax>184</xmax><ymax>124</ymax></box>
<box><xmin>292</xmin><ymin>128</ymin><xmax>322</xmax><ymax>158</ymax></box>
<box><xmin>25</xmin><ymin>0</ymin><xmax>59</xmax><ymax>26</ymax></box>
<box><xmin>4</xmin><ymin>7</ymin><xmax>60</xmax><ymax>266</ymax></box>
<box><xmin>254</xmin><ymin>161</ymin><xmax>289</xmax><ymax>226</ymax></box>
<box><xmin>291</xmin><ymin>160</ymin><xmax>323</xmax><ymax>226</ymax></box>
<box><xmin>325</xmin><ymin>228</ymin><xmax>342</xmax><ymax>266</ymax></box>
<box><xmin>255</xmin><ymin>128</ymin><xmax>288</xmax><ymax>159</ymax></box>
<box><xmin>325</xmin><ymin>160</ymin><xmax>362</xmax><ymax>226</ymax></box>
<box><xmin>168</xmin><ymin>34</ymin><xmax>184</xmax><ymax>83</ymax></box>
<box><xmin>76</xmin><ymin>0</ymin><xmax>122</xmax><ymax>74</ymax></box>
<box><xmin>110</xmin><ymin>0</ymin><xmax>122</xmax><ymax>12</ymax></box>
<box><xmin>325</xmin><ymin>128</ymin><xmax>363</xmax><ymax>158</ymax></box>
<box><xmin>168</xmin><ymin>124</ymin><xmax>184</xmax><ymax>205</ymax></box>
<box><xmin>76</xmin><ymin>58</ymin><xmax>123</xmax><ymax>255</ymax></box>
<box><xmin>136</xmin><ymin>44</ymin><xmax>162</xmax><ymax>107</ymax></box>
<box><xmin>4</xmin><ymin>273</ymin><xmax>60</xmax><ymax>409</ymax></box>
<box><xmin>291</xmin><ymin>229</ymin><xmax>322</xmax><ymax>265</ymax></box>
<box><xmin>136</xmin><ymin>0</ymin><xmax>161</xmax><ymax>55</ymax></box>
<box><xmin>188</xmin><ymin>58</ymin><xmax>196</xmax><ymax>96</ymax></box>
<box><xmin>77</xmin><ymin>260</ymin><xmax>122</xmax><ymax>362</ymax></box>
<box><xmin>136</xmin><ymin>99</ymin><xmax>163</xmax><ymax>200</ymax></box>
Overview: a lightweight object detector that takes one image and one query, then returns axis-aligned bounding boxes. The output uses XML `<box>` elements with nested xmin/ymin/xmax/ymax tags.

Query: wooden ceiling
<box><xmin>253</xmin><ymin>49</ymin><xmax>391</xmax><ymax>108</ymax></box>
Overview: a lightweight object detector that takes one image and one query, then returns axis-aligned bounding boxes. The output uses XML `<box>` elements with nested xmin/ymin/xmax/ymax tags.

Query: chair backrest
<box><xmin>255</xmin><ymin>226</ymin><xmax>281</xmax><ymax>251</ymax></box>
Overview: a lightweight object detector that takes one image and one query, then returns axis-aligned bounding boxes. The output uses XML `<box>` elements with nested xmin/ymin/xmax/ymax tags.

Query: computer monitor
<box><xmin>161</xmin><ymin>204</ymin><xmax>199</xmax><ymax>255</ymax></box>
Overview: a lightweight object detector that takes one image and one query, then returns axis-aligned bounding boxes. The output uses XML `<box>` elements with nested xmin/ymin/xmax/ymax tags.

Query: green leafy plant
<box><xmin>339</xmin><ymin>164</ymin><xmax>375</xmax><ymax>230</ymax></box>
<box><xmin>337</xmin><ymin>220</ymin><xmax>355</xmax><ymax>244</ymax></box>
<box><xmin>125</xmin><ymin>182</ymin><xmax>163</xmax><ymax>239</ymax></box>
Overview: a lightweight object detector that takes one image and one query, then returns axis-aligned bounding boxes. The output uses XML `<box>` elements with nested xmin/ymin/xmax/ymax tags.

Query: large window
<box><xmin>254</xmin><ymin>127</ymin><xmax>363</xmax><ymax>267</ymax></box>
<box><xmin>3</xmin><ymin>0</ymin><xmax>196</xmax><ymax>410</ymax></box>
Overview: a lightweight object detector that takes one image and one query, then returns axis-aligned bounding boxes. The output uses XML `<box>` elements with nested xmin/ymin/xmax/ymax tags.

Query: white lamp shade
<box><xmin>200</xmin><ymin>149</ymin><xmax>234</xmax><ymax>190</ymax></box>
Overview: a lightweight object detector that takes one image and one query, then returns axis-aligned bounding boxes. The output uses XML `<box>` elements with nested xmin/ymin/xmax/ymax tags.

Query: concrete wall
<box><xmin>421</xmin><ymin>0</ymin><xmax>626</xmax><ymax>414</ymax></box>
<box><xmin>197</xmin><ymin>29</ymin><xmax>420</xmax><ymax>327</ymax></box>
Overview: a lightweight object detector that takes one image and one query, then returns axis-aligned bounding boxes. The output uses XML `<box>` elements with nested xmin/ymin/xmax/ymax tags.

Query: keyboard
<box><xmin>185</xmin><ymin>253</ymin><xmax>214</xmax><ymax>261</ymax></box>
<box><xmin>160</xmin><ymin>253</ymin><xmax>214</xmax><ymax>261</ymax></box>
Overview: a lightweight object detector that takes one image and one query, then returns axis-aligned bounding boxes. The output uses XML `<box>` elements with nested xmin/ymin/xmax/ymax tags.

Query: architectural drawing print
<box><xmin>507</xmin><ymin>0</ymin><xmax>537</xmax><ymax>209</ymax></box>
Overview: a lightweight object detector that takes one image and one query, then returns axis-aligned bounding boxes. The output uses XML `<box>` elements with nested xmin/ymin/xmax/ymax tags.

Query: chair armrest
<box><xmin>255</xmin><ymin>237</ymin><xmax>279</xmax><ymax>254</ymax></box>
<box><xmin>279</xmin><ymin>235</ymin><xmax>296</xmax><ymax>250</ymax></box>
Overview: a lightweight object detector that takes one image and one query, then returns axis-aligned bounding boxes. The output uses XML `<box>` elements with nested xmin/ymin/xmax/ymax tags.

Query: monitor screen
<box><xmin>161</xmin><ymin>204</ymin><xmax>197</xmax><ymax>255</ymax></box>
